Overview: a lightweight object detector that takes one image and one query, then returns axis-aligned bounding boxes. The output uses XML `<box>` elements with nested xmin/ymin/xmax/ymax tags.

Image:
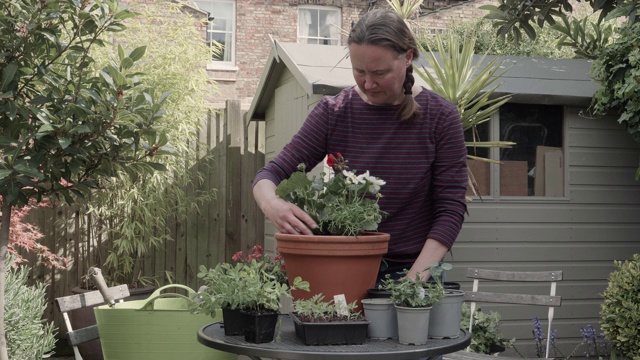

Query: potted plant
<box><xmin>427</xmin><ymin>263</ymin><xmax>465</xmax><ymax>339</ymax></box>
<box><xmin>380</xmin><ymin>264</ymin><xmax>446</xmax><ymax>345</ymax></box>
<box><xmin>460</xmin><ymin>303</ymin><xmax>516</xmax><ymax>354</ymax></box>
<box><xmin>195</xmin><ymin>245</ymin><xmax>310</xmax><ymax>343</ymax></box>
<box><xmin>291</xmin><ymin>294</ymin><xmax>369</xmax><ymax>345</ymax></box>
<box><xmin>275</xmin><ymin>153</ymin><xmax>390</xmax><ymax>308</ymax></box>
<box><xmin>195</xmin><ymin>245</ymin><xmax>287</xmax><ymax>336</ymax></box>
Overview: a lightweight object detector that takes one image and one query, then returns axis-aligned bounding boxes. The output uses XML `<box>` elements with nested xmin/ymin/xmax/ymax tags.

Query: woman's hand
<box><xmin>264</xmin><ymin>197</ymin><xmax>317</xmax><ymax>235</ymax></box>
<box><xmin>253</xmin><ymin>179</ymin><xmax>317</xmax><ymax>235</ymax></box>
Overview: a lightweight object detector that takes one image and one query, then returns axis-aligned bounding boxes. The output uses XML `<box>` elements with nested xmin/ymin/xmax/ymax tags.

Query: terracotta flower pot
<box><xmin>276</xmin><ymin>231</ymin><xmax>390</xmax><ymax>309</ymax></box>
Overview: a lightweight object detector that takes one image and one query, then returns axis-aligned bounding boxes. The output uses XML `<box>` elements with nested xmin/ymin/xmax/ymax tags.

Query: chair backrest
<box><xmin>55</xmin><ymin>285</ymin><xmax>130</xmax><ymax>360</ymax></box>
<box><xmin>464</xmin><ymin>268</ymin><xmax>562</xmax><ymax>358</ymax></box>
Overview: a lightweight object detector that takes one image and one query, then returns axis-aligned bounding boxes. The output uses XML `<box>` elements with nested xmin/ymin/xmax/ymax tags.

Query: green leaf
<box><xmin>0</xmin><ymin>169</ymin><xmax>13</xmax><ymax>180</ymax></box>
<box><xmin>1</xmin><ymin>63</ymin><xmax>18</xmax><ymax>91</ymax></box>
<box><xmin>129</xmin><ymin>46</ymin><xmax>146</xmax><ymax>62</ymax></box>
<box><xmin>4</xmin><ymin>102</ymin><xmax>17</xmax><ymax>120</ymax></box>
<box><xmin>13</xmin><ymin>163</ymin><xmax>44</xmax><ymax>180</ymax></box>
<box><xmin>121</xmin><ymin>57</ymin><xmax>134</xmax><ymax>70</ymax></box>
<box><xmin>0</xmin><ymin>136</ymin><xmax>17</xmax><ymax>146</ymax></box>
<box><xmin>30</xmin><ymin>95</ymin><xmax>50</xmax><ymax>105</ymax></box>
<box><xmin>59</xmin><ymin>137</ymin><xmax>71</xmax><ymax>149</ymax></box>
<box><xmin>146</xmin><ymin>162</ymin><xmax>167</xmax><ymax>171</ymax></box>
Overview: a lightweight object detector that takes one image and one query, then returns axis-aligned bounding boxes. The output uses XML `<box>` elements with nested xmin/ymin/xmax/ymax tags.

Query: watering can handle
<box><xmin>89</xmin><ymin>267</ymin><xmax>115</xmax><ymax>307</ymax></box>
<box><xmin>139</xmin><ymin>293</ymin><xmax>193</xmax><ymax>311</ymax></box>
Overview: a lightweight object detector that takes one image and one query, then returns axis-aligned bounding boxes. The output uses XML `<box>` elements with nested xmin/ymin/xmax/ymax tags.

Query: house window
<box><xmin>466</xmin><ymin>103</ymin><xmax>565</xmax><ymax>197</ymax></box>
<box><xmin>194</xmin><ymin>0</ymin><xmax>235</xmax><ymax>65</ymax></box>
<box><xmin>298</xmin><ymin>6</ymin><xmax>341</xmax><ymax>46</ymax></box>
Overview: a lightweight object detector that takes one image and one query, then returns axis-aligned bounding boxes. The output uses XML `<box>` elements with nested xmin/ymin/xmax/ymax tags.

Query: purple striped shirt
<box><xmin>254</xmin><ymin>86</ymin><xmax>468</xmax><ymax>262</ymax></box>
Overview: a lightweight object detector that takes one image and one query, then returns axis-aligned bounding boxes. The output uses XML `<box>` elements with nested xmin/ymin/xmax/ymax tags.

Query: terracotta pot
<box><xmin>70</xmin><ymin>285</ymin><xmax>155</xmax><ymax>360</ymax></box>
<box><xmin>276</xmin><ymin>232</ymin><xmax>390</xmax><ymax>309</ymax></box>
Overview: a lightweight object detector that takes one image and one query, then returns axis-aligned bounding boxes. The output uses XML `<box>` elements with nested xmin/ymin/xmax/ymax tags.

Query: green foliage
<box><xmin>0</xmin><ymin>0</ymin><xmax>170</xmax><ymax>208</ymax></box>
<box><xmin>84</xmin><ymin>1</ymin><xmax>217</xmax><ymax>287</ymax></box>
<box><xmin>1</xmin><ymin>0</ymin><xmax>170</xmax><ymax>356</ymax></box>
<box><xmin>419</xmin><ymin>19</ymin><xmax>576</xmax><ymax>59</ymax></box>
<box><xmin>379</xmin><ymin>263</ymin><xmax>450</xmax><ymax>308</ymax></box>
<box><xmin>195</xmin><ymin>260</ymin><xmax>310</xmax><ymax>314</ymax></box>
<box><xmin>600</xmin><ymin>253</ymin><xmax>640</xmax><ymax>358</ymax></box>
<box><xmin>460</xmin><ymin>303</ymin><xmax>516</xmax><ymax>354</ymax></box>
<box><xmin>386</xmin><ymin>0</ymin><xmax>424</xmax><ymax>20</ymax></box>
<box><xmin>552</xmin><ymin>15</ymin><xmax>616</xmax><ymax>59</ymax></box>
<box><xmin>275</xmin><ymin>154</ymin><xmax>386</xmax><ymax>236</ymax></box>
<box><xmin>293</xmin><ymin>293</ymin><xmax>362</xmax><ymax>322</ymax></box>
<box><xmin>4</xmin><ymin>260</ymin><xmax>56</xmax><ymax>360</ymax></box>
<box><xmin>479</xmin><ymin>0</ymin><xmax>624</xmax><ymax>43</ymax></box>
<box><xmin>418</xmin><ymin>33</ymin><xmax>512</xmax><ymax>134</ymax></box>
<box><xmin>590</xmin><ymin>22</ymin><xmax>640</xmax><ymax>181</ymax></box>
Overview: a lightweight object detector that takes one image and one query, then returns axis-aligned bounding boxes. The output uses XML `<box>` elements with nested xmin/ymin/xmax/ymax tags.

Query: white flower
<box><xmin>342</xmin><ymin>170</ymin><xmax>361</xmax><ymax>184</ymax></box>
<box><xmin>356</xmin><ymin>171</ymin><xmax>386</xmax><ymax>194</ymax></box>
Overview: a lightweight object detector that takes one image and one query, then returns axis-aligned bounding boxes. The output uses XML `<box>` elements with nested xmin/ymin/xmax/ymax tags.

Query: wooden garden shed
<box><xmin>246</xmin><ymin>40</ymin><xmax>640</xmax><ymax>356</ymax></box>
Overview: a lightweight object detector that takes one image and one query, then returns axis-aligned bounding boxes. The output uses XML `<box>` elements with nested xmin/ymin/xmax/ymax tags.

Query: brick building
<box><xmin>186</xmin><ymin>0</ymin><xmax>491</xmax><ymax>108</ymax></box>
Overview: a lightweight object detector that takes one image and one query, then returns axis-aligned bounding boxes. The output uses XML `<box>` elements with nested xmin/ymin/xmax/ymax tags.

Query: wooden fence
<box><xmin>22</xmin><ymin>100</ymin><xmax>265</xmax><ymax>331</ymax></box>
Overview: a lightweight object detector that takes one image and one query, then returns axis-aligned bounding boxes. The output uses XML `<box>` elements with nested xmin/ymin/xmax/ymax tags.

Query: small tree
<box><xmin>0</xmin><ymin>0</ymin><xmax>171</xmax><ymax>358</ymax></box>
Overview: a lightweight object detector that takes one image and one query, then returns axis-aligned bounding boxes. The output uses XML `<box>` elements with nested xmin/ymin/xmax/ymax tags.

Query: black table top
<box><xmin>198</xmin><ymin>314</ymin><xmax>471</xmax><ymax>360</ymax></box>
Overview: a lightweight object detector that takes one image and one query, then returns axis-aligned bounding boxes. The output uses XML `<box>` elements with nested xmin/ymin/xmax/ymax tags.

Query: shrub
<box><xmin>600</xmin><ymin>253</ymin><xmax>640</xmax><ymax>358</ymax></box>
<box><xmin>418</xmin><ymin>19</ymin><xmax>575</xmax><ymax>59</ymax></box>
<box><xmin>4</xmin><ymin>259</ymin><xmax>56</xmax><ymax>360</ymax></box>
<box><xmin>461</xmin><ymin>303</ymin><xmax>515</xmax><ymax>354</ymax></box>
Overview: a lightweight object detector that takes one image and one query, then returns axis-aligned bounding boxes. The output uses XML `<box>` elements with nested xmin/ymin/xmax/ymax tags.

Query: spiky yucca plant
<box><xmin>416</xmin><ymin>33</ymin><xmax>515</xmax><ymax>196</ymax></box>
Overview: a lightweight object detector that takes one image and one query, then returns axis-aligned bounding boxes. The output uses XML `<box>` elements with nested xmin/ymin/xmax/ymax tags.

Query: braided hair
<box><xmin>348</xmin><ymin>9</ymin><xmax>420</xmax><ymax>122</ymax></box>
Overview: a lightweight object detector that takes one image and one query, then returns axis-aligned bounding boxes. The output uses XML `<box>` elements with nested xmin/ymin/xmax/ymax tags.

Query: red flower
<box><xmin>232</xmin><ymin>251</ymin><xmax>243</xmax><ymax>262</ymax></box>
<box><xmin>327</xmin><ymin>153</ymin><xmax>335</xmax><ymax>167</ymax></box>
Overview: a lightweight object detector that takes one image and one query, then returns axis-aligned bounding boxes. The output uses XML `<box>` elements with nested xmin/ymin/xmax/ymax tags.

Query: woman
<box><xmin>252</xmin><ymin>9</ymin><xmax>467</xmax><ymax>281</ymax></box>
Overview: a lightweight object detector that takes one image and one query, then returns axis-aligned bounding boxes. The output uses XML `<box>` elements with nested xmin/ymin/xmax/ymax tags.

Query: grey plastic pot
<box><xmin>361</xmin><ymin>298</ymin><xmax>398</xmax><ymax>339</ymax></box>
<box><xmin>394</xmin><ymin>304</ymin><xmax>432</xmax><ymax>345</ymax></box>
<box><xmin>429</xmin><ymin>289</ymin><xmax>465</xmax><ymax>339</ymax></box>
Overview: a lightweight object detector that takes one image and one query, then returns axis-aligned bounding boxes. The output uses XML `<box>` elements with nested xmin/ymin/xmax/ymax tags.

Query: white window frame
<box><xmin>297</xmin><ymin>6</ymin><xmax>341</xmax><ymax>46</ymax></box>
<box><xmin>194</xmin><ymin>0</ymin><xmax>236</xmax><ymax>69</ymax></box>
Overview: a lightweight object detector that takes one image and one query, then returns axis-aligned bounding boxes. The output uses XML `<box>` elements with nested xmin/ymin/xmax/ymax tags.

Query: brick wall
<box><xmin>221</xmin><ymin>0</ymin><xmax>369</xmax><ymax>106</ymax></box>
<box><xmin>121</xmin><ymin>0</ymin><xmax>490</xmax><ymax>107</ymax></box>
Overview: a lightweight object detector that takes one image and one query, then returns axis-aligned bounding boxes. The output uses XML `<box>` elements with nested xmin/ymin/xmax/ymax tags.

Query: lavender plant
<box><xmin>528</xmin><ymin>319</ymin><xmax>612</xmax><ymax>359</ymax></box>
<box><xmin>532</xmin><ymin>317</ymin><xmax>558</xmax><ymax>358</ymax></box>
<box><xmin>579</xmin><ymin>325</ymin><xmax>610</xmax><ymax>358</ymax></box>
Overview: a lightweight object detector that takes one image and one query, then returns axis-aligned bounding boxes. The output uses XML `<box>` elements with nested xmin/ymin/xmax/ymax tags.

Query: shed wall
<box><xmin>452</xmin><ymin>107</ymin><xmax>640</xmax><ymax>355</ymax></box>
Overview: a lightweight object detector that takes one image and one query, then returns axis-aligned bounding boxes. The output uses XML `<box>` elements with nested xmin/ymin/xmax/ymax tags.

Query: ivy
<box><xmin>590</xmin><ymin>21</ymin><xmax>640</xmax><ymax>180</ymax></box>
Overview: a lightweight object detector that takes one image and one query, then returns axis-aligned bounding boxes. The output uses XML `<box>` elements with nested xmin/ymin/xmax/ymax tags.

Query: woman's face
<box><xmin>349</xmin><ymin>43</ymin><xmax>413</xmax><ymax>106</ymax></box>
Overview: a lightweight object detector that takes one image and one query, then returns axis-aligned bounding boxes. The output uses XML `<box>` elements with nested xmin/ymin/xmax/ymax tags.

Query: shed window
<box><xmin>194</xmin><ymin>0</ymin><xmax>235</xmax><ymax>66</ymax></box>
<box><xmin>467</xmin><ymin>103</ymin><xmax>565</xmax><ymax>198</ymax></box>
<box><xmin>298</xmin><ymin>6</ymin><xmax>341</xmax><ymax>46</ymax></box>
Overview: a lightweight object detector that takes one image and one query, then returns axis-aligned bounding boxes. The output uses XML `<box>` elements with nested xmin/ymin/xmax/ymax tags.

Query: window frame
<box><xmin>468</xmin><ymin>105</ymin><xmax>569</xmax><ymax>201</ymax></box>
<box><xmin>297</xmin><ymin>5</ymin><xmax>342</xmax><ymax>46</ymax></box>
<box><xmin>194</xmin><ymin>0</ymin><xmax>237</xmax><ymax>69</ymax></box>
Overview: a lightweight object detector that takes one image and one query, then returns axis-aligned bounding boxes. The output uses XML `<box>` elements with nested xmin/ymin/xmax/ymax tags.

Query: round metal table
<box><xmin>198</xmin><ymin>314</ymin><xmax>471</xmax><ymax>360</ymax></box>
